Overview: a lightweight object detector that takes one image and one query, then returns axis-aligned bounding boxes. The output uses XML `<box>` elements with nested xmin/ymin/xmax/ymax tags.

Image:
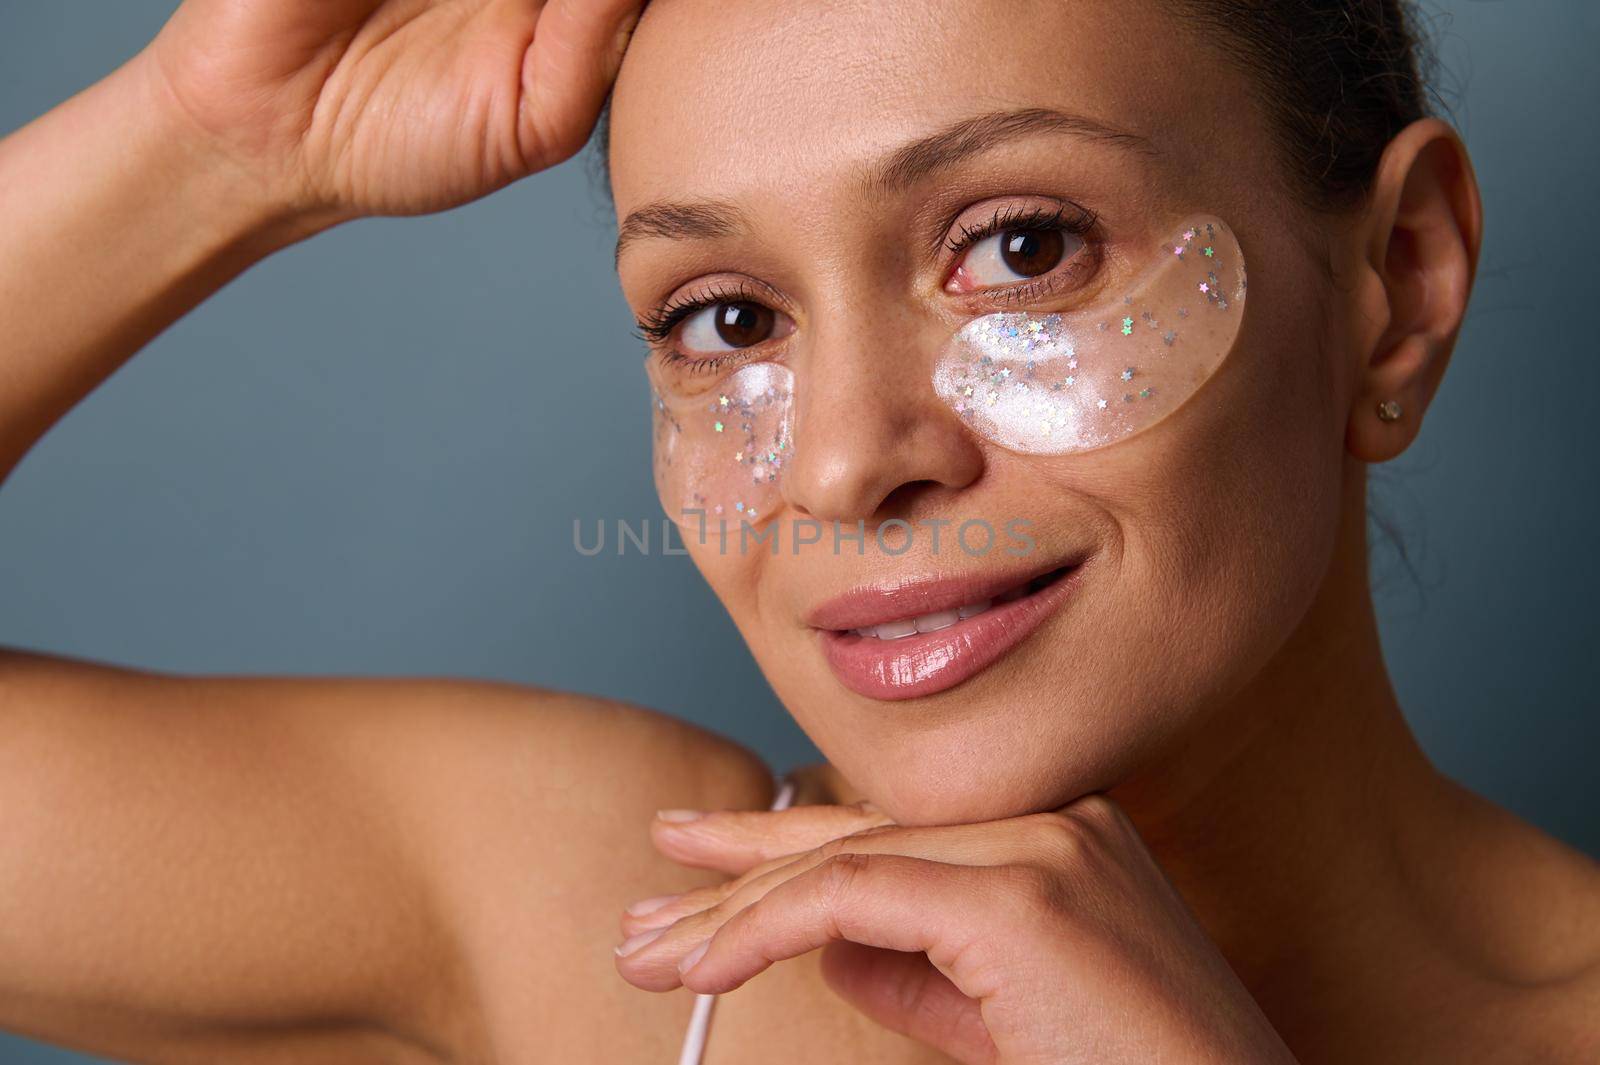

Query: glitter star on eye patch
<box><xmin>648</xmin><ymin>360</ymin><xmax>794</xmax><ymax>527</ymax></box>
<box><xmin>933</xmin><ymin>216</ymin><xmax>1247</xmax><ymax>453</ymax></box>
<box><xmin>645</xmin><ymin>216</ymin><xmax>1247</xmax><ymax>526</ymax></box>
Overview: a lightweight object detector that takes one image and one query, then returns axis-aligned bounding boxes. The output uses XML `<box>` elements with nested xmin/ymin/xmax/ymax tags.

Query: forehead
<box><xmin>607</xmin><ymin>0</ymin><xmax>1259</xmax><ymax>219</ymax></box>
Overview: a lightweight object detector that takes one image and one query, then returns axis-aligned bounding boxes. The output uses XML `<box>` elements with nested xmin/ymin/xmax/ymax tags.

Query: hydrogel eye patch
<box><xmin>933</xmin><ymin>217</ymin><xmax>1247</xmax><ymax>454</ymax></box>
<box><xmin>645</xmin><ymin>216</ymin><xmax>1246</xmax><ymax>527</ymax></box>
<box><xmin>648</xmin><ymin>359</ymin><xmax>794</xmax><ymax>527</ymax></box>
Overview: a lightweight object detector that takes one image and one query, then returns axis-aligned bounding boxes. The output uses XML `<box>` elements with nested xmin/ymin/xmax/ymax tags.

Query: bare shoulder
<box><xmin>345</xmin><ymin>675</ymin><xmax>780</xmax><ymax>1064</ymax></box>
<box><xmin>1530</xmin><ymin>849</ymin><xmax>1600</xmax><ymax>1063</ymax></box>
<box><xmin>0</xmin><ymin>649</ymin><xmax>775</xmax><ymax>1063</ymax></box>
<box><xmin>1444</xmin><ymin>782</ymin><xmax>1600</xmax><ymax>1063</ymax></box>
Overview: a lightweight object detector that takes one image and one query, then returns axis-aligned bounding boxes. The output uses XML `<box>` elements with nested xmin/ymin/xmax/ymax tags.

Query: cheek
<box><xmin>682</xmin><ymin>534</ymin><xmax>778</xmax><ymax>655</ymax></box>
<box><xmin>948</xmin><ymin>249</ymin><xmax>1345</xmax><ymax>774</ymax></box>
<box><xmin>1063</xmin><ymin>267</ymin><xmax>1346</xmax><ymax>711</ymax></box>
<box><xmin>940</xmin><ymin>212</ymin><xmax>1341</xmax><ymax>672</ymax></box>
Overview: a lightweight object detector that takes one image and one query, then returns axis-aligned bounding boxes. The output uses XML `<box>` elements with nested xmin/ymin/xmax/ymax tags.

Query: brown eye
<box><xmin>670</xmin><ymin>293</ymin><xmax>791</xmax><ymax>357</ymax></box>
<box><xmin>1000</xmin><ymin>228</ymin><xmax>1066</xmax><ymax>277</ymax></box>
<box><xmin>952</xmin><ymin>224</ymin><xmax>1087</xmax><ymax>291</ymax></box>
<box><xmin>710</xmin><ymin>301</ymin><xmax>774</xmax><ymax>348</ymax></box>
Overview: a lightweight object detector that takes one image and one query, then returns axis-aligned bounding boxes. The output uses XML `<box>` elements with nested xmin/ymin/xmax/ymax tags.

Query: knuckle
<box><xmin>815</xmin><ymin>850</ymin><xmax>874</xmax><ymax>904</ymax></box>
<box><xmin>1031</xmin><ymin>810</ymin><xmax>1096</xmax><ymax>867</ymax></box>
<box><xmin>1032</xmin><ymin>793</ymin><xmax>1129</xmax><ymax>864</ymax></box>
<box><xmin>815</xmin><ymin>834</ymin><xmax>858</xmax><ymax>860</ymax></box>
<box><xmin>1067</xmin><ymin>792</ymin><xmax>1127</xmax><ymax>830</ymax></box>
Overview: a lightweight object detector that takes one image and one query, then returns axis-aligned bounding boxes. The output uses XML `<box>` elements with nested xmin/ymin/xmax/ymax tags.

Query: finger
<box><xmin>819</xmin><ymin>941</ymin><xmax>999</xmax><ymax>1065</ymax></box>
<box><xmin>650</xmin><ymin>799</ymin><xmax>894</xmax><ymax>875</ymax></box>
<box><xmin>612</xmin><ymin>847</ymin><xmax>921</xmax><ymax>992</ymax></box>
<box><xmin>618</xmin><ymin>847</ymin><xmax>812</xmax><ymax>937</ymax></box>
<box><xmin>519</xmin><ymin>0</ymin><xmax>649</xmax><ymax>164</ymax></box>
<box><xmin>624</xmin><ymin>816</ymin><xmax>915</xmax><ymax>937</ymax></box>
<box><xmin>632</xmin><ymin>810</ymin><xmax>1056</xmax><ymax>934</ymax></box>
<box><xmin>676</xmin><ymin>852</ymin><xmax>1014</xmax><ymax>1001</ymax></box>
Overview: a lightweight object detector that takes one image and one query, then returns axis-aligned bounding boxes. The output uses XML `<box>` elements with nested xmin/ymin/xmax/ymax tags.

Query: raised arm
<box><xmin>0</xmin><ymin>0</ymin><xmax>643</xmax><ymax>489</ymax></box>
<box><xmin>0</xmin><ymin>1</ymin><xmax>654</xmax><ymax>1059</ymax></box>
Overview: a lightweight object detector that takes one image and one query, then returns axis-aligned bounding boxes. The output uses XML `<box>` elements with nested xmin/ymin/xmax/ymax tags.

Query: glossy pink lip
<box><xmin>812</xmin><ymin>559</ymin><xmax>1087</xmax><ymax>701</ymax></box>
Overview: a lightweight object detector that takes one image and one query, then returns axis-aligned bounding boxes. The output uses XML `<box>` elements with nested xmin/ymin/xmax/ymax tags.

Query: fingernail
<box><xmin>678</xmin><ymin>940</ymin><xmax>709</xmax><ymax>974</ymax></box>
<box><xmin>614</xmin><ymin>926</ymin><xmax>667</xmax><ymax>957</ymax></box>
<box><xmin>625</xmin><ymin>893</ymin><xmax>680</xmax><ymax>917</ymax></box>
<box><xmin>656</xmin><ymin>809</ymin><xmax>704</xmax><ymax>823</ymax></box>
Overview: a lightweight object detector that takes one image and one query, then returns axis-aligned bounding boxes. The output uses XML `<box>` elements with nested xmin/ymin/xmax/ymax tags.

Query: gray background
<box><xmin>0</xmin><ymin>1</ymin><xmax>1594</xmax><ymax>1062</ymax></box>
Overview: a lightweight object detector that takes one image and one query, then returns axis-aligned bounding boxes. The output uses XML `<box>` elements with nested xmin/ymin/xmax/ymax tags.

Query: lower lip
<box><xmin>817</xmin><ymin>567</ymin><xmax>1083</xmax><ymax>701</ymax></box>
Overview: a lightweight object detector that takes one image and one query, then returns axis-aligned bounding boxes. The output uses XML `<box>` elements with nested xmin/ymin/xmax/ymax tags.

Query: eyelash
<box><xmin>635</xmin><ymin>201</ymin><xmax>1102</xmax><ymax>370</ymax></box>
<box><xmin>943</xmin><ymin>201</ymin><xmax>1101</xmax><ymax>306</ymax></box>
<box><xmin>634</xmin><ymin>280</ymin><xmax>762</xmax><ymax>346</ymax></box>
<box><xmin>943</xmin><ymin>201</ymin><xmax>1098</xmax><ymax>257</ymax></box>
<box><xmin>634</xmin><ymin>278</ymin><xmax>784</xmax><ymax>374</ymax></box>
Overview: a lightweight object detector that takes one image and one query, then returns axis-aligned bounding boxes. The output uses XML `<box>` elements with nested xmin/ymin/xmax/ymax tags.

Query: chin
<box><xmin>779</xmin><ymin>670</ymin><xmax>1176</xmax><ymax>827</ymax></box>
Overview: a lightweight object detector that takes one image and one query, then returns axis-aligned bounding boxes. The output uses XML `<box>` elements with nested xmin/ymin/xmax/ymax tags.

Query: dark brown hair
<box><xmin>589</xmin><ymin>1</ymin><xmax>1438</xmax><ymax>215</ymax></box>
<box><xmin>1163</xmin><ymin>0</ymin><xmax>1436</xmax><ymax>211</ymax></box>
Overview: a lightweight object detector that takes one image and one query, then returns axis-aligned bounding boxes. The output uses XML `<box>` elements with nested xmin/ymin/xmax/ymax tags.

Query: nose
<box><xmin>780</xmin><ymin>318</ymin><xmax>984</xmax><ymax>523</ymax></box>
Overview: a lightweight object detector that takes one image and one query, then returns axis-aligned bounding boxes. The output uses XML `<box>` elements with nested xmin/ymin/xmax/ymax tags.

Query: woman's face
<box><xmin>609</xmin><ymin>0</ymin><xmax>1359</xmax><ymax>824</ymax></box>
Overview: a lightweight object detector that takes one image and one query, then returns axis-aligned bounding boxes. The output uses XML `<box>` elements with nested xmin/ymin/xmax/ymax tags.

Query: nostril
<box><xmin>876</xmin><ymin>479</ymin><xmax>944</xmax><ymax>519</ymax></box>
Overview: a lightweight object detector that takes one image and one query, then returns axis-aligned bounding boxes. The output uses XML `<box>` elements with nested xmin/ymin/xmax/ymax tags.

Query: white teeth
<box><xmin>846</xmin><ymin>574</ymin><xmax>1062</xmax><ymax>638</ymax></box>
<box><xmin>853</xmin><ymin>605</ymin><xmax>978</xmax><ymax>639</ymax></box>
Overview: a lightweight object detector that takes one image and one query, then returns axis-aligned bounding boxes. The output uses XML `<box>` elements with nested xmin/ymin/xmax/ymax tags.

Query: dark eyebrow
<box><xmin>613</xmin><ymin>107</ymin><xmax>1153</xmax><ymax>264</ymax></box>
<box><xmin>614</xmin><ymin>200</ymin><xmax>745</xmax><ymax>266</ymax></box>
<box><xmin>866</xmin><ymin>106</ymin><xmax>1156</xmax><ymax>194</ymax></box>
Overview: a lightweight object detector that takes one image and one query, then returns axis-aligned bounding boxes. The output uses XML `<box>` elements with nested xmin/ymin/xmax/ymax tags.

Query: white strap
<box><xmin>674</xmin><ymin>772</ymin><xmax>798</xmax><ymax>1064</ymax></box>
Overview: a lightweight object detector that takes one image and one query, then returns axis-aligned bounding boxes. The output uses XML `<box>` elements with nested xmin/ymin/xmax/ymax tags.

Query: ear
<box><xmin>1340</xmin><ymin>118</ymin><xmax>1483</xmax><ymax>463</ymax></box>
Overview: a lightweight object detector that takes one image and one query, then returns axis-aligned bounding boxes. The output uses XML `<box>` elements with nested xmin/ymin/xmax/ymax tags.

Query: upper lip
<box><xmin>805</xmin><ymin>554</ymin><xmax>1086</xmax><ymax>632</ymax></box>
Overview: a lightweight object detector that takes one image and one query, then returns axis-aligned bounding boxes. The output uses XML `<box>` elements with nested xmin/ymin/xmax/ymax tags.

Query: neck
<box><xmin>1105</xmin><ymin>464</ymin><xmax>1467</xmax><ymax>1032</ymax></box>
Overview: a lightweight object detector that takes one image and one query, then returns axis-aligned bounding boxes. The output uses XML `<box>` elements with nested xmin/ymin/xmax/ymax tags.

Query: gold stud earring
<box><xmin>1376</xmin><ymin>399</ymin><xmax>1403</xmax><ymax>422</ymax></box>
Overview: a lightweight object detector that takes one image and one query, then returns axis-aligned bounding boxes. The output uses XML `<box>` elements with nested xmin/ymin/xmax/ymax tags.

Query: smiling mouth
<box><xmin>839</xmin><ymin>566</ymin><xmax>1075</xmax><ymax>640</ymax></box>
<box><xmin>813</xmin><ymin>561</ymin><xmax>1085</xmax><ymax>701</ymax></box>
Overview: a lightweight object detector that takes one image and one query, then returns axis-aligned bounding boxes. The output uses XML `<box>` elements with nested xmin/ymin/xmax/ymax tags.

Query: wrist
<box><xmin>120</xmin><ymin>49</ymin><xmax>353</xmax><ymax>256</ymax></box>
